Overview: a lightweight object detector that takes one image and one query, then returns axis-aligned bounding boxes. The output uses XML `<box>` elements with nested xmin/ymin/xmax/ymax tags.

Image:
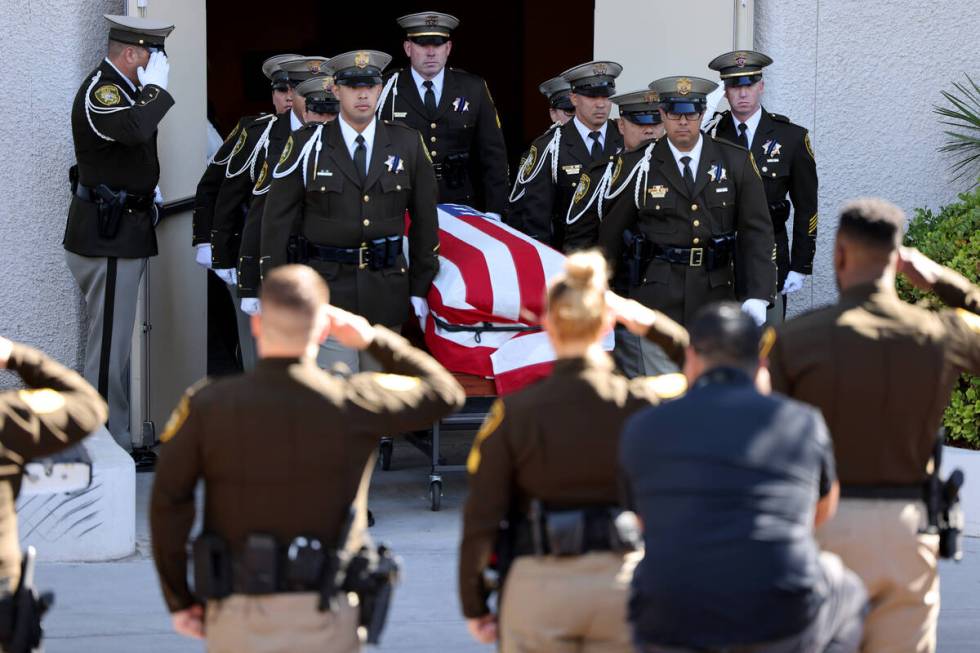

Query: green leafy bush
<box><xmin>898</xmin><ymin>184</ymin><xmax>980</xmax><ymax>446</ymax></box>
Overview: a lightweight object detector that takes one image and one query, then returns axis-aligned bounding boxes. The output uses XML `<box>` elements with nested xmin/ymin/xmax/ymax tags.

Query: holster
<box><xmin>287</xmin><ymin>234</ymin><xmax>309</xmax><ymax>264</ymax></box>
<box><xmin>2</xmin><ymin>551</ymin><xmax>53</xmax><ymax>653</ymax></box>
<box><xmin>768</xmin><ymin>199</ymin><xmax>791</xmax><ymax>224</ymax></box>
<box><xmin>94</xmin><ymin>185</ymin><xmax>127</xmax><ymax>240</ymax></box>
<box><xmin>520</xmin><ymin>500</ymin><xmax>640</xmax><ymax>557</ymax></box>
<box><xmin>192</xmin><ymin>533</ymin><xmax>232</xmax><ymax>601</ymax></box>
<box><xmin>342</xmin><ymin>544</ymin><xmax>400</xmax><ymax>645</ymax></box>
<box><xmin>443</xmin><ymin>152</ymin><xmax>469</xmax><ymax>190</ymax></box>
<box><xmin>623</xmin><ymin>229</ymin><xmax>651</xmax><ymax>287</ymax></box>
<box><xmin>924</xmin><ymin>431</ymin><xmax>966</xmax><ymax>561</ymax></box>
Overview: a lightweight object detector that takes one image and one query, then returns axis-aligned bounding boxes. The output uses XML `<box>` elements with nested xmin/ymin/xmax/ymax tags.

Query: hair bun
<box><xmin>563</xmin><ymin>251</ymin><xmax>607</xmax><ymax>290</ymax></box>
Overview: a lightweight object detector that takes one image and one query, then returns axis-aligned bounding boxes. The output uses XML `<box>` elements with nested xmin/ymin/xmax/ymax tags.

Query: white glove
<box><xmin>741</xmin><ymin>298</ymin><xmax>768</xmax><ymax>326</ymax></box>
<box><xmin>240</xmin><ymin>298</ymin><xmax>261</xmax><ymax>316</ymax></box>
<box><xmin>214</xmin><ymin>267</ymin><xmax>237</xmax><ymax>286</ymax></box>
<box><xmin>137</xmin><ymin>51</ymin><xmax>170</xmax><ymax>91</ymax></box>
<box><xmin>194</xmin><ymin>244</ymin><xmax>212</xmax><ymax>269</ymax></box>
<box><xmin>781</xmin><ymin>271</ymin><xmax>807</xmax><ymax>295</ymax></box>
<box><xmin>410</xmin><ymin>296</ymin><xmax>428</xmax><ymax>324</ymax></box>
<box><xmin>153</xmin><ymin>185</ymin><xmax>163</xmax><ymax>206</ymax></box>
<box><xmin>484</xmin><ymin>212</ymin><xmax>502</xmax><ymax>222</ymax></box>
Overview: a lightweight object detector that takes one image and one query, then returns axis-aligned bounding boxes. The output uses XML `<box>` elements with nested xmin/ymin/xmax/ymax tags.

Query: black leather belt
<box><xmin>75</xmin><ymin>183</ymin><xmax>153</xmax><ymax>211</ymax></box>
<box><xmin>431</xmin><ymin>162</ymin><xmax>444</xmax><ymax>179</ymax></box>
<box><xmin>306</xmin><ymin>235</ymin><xmax>402</xmax><ymax>270</ymax></box>
<box><xmin>841</xmin><ymin>484</ymin><xmax>924</xmax><ymax>500</ymax></box>
<box><xmin>650</xmin><ymin>241</ymin><xmax>733</xmax><ymax>270</ymax></box>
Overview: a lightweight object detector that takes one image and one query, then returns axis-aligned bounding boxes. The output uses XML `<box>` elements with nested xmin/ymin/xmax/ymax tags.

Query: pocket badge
<box><xmin>647</xmin><ymin>185</ymin><xmax>668</xmax><ymax>198</ymax></box>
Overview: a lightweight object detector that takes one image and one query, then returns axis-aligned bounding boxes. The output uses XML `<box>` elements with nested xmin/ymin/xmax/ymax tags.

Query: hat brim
<box><xmin>723</xmin><ymin>74</ymin><xmax>762</xmax><ymax>88</ymax></box>
<box><xmin>572</xmin><ymin>85</ymin><xmax>616</xmax><ymax>98</ymax></box>
<box><xmin>408</xmin><ymin>34</ymin><xmax>450</xmax><ymax>46</ymax></box>
<box><xmin>662</xmin><ymin>100</ymin><xmax>704</xmax><ymax>114</ymax></box>
<box><xmin>623</xmin><ymin>112</ymin><xmax>662</xmax><ymax>125</ymax></box>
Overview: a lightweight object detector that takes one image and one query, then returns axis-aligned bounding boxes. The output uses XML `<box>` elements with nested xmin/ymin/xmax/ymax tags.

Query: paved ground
<box><xmin>34</xmin><ymin>435</ymin><xmax>980</xmax><ymax>652</ymax></box>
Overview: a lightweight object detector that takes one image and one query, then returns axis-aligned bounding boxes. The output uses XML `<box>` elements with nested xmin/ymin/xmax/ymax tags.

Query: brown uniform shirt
<box><xmin>458</xmin><ymin>319</ymin><xmax>690</xmax><ymax>618</ymax></box>
<box><xmin>150</xmin><ymin>328</ymin><xmax>464</xmax><ymax>612</ymax></box>
<box><xmin>0</xmin><ymin>345</ymin><xmax>107</xmax><ymax>591</ymax></box>
<box><xmin>770</xmin><ymin>268</ymin><xmax>980</xmax><ymax>486</ymax></box>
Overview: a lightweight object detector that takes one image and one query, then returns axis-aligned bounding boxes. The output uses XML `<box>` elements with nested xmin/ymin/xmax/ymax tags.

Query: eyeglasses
<box><xmin>664</xmin><ymin>111</ymin><xmax>703</xmax><ymax>122</ymax></box>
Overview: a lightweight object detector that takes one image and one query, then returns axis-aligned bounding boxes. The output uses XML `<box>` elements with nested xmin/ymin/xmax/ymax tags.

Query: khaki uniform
<box><xmin>769</xmin><ymin>267</ymin><xmax>980</xmax><ymax>653</ymax></box>
<box><xmin>459</xmin><ymin>318</ymin><xmax>689</xmax><ymax>653</ymax></box>
<box><xmin>0</xmin><ymin>344</ymin><xmax>107</xmax><ymax>593</ymax></box>
<box><xmin>150</xmin><ymin>328</ymin><xmax>464</xmax><ymax>652</ymax></box>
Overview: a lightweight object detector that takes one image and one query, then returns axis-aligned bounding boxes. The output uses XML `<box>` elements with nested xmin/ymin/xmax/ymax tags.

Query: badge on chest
<box><xmin>647</xmin><ymin>185</ymin><xmax>668</xmax><ymax>199</ymax></box>
<box><xmin>562</xmin><ymin>164</ymin><xmax>582</xmax><ymax>176</ymax></box>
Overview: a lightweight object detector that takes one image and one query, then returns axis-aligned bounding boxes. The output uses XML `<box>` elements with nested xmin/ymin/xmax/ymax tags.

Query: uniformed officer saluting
<box><xmin>377</xmin><ymin>12</ymin><xmax>509</xmax><ymax>218</ymax></box>
<box><xmin>598</xmin><ymin>75</ymin><xmax>775</xmax><ymax>377</ymax></box>
<box><xmin>64</xmin><ymin>15</ymin><xmax>174</xmax><ymax>453</ymax></box>
<box><xmin>261</xmin><ymin>50</ymin><xmax>439</xmax><ymax>372</ymax></box>
<box><xmin>460</xmin><ymin>251</ymin><xmax>689</xmax><ymax>651</ymax></box>
<box><xmin>708</xmin><ymin>50</ymin><xmax>818</xmax><ymax>320</ymax></box>
<box><xmin>151</xmin><ymin>265</ymin><xmax>464</xmax><ymax>652</ymax></box>
<box><xmin>769</xmin><ymin>198</ymin><xmax>980</xmax><ymax>653</ymax></box>
<box><xmin>510</xmin><ymin>61</ymin><xmax>625</xmax><ymax>251</ymax></box>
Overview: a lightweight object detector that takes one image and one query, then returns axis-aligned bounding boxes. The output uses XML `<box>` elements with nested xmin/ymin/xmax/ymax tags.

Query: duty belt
<box><xmin>303</xmin><ymin>235</ymin><xmax>402</xmax><ymax>270</ymax></box>
<box><xmin>74</xmin><ymin>183</ymin><xmax>153</xmax><ymax>211</ymax></box>
<box><xmin>840</xmin><ymin>484</ymin><xmax>924</xmax><ymax>500</ymax></box>
<box><xmin>514</xmin><ymin>502</ymin><xmax>639</xmax><ymax>557</ymax></box>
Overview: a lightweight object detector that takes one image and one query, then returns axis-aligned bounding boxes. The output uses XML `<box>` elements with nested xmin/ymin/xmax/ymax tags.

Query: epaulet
<box><xmin>248</xmin><ymin>112</ymin><xmax>276</xmax><ymax>125</ymax></box>
<box><xmin>769</xmin><ymin>112</ymin><xmax>792</xmax><ymax>124</ymax></box>
<box><xmin>448</xmin><ymin>66</ymin><xmax>470</xmax><ymax>75</ymax></box>
<box><xmin>382</xmin><ymin>119</ymin><xmax>416</xmax><ymax>132</ymax></box>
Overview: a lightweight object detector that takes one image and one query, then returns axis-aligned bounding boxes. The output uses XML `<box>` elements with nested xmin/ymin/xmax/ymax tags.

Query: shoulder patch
<box><xmin>466</xmin><ymin>399</ymin><xmax>505</xmax><ymax>474</ymax></box>
<box><xmin>278</xmin><ymin>135</ymin><xmax>294</xmax><ymax>165</ymax></box>
<box><xmin>759</xmin><ymin>326</ymin><xmax>777</xmax><ymax>359</ymax></box>
<box><xmin>572</xmin><ymin>173</ymin><xmax>591</xmax><ymax>204</ymax></box>
<box><xmin>749</xmin><ymin>151</ymin><xmax>762</xmax><ymax>179</ymax></box>
<box><xmin>644</xmin><ymin>373</ymin><xmax>687</xmax><ymax>400</ymax></box>
<box><xmin>372</xmin><ymin>373</ymin><xmax>421</xmax><ymax>393</ymax></box>
<box><xmin>160</xmin><ymin>394</ymin><xmax>190</xmax><ymax>443</ymax></box>
<box><xmin>94</xmin><ymin>84</ymin><xmax>122</xmax><ymax>107</ymax></box>
<box><xmin>231</xmin><ymin>128</ymin><xmax>248</xmax><ymax>156</ymax></box>
<box><xmin>956</xmin><ymin>308</ymin><xmax>980</xmax><ymax>333</ymax></box>
<box><xmin>255</xmin><ymin>161</ymin><xmax>269</xmax><ymax>189</ymax></box>
<box><xmin>17</xmin><ymin>388</ymin><xmax>66</xmax><ymax>415</ymax></box>
<box><xmin>610</xmin><ymin>156</ymin><xmax>623</xmax><ymax>186</ymax></box>
<box><xmin>520</xmin><ymin>145</ymin><xmax>538</xmax><ymax>178</ymax></box>
<box><xmin>804</xmin><ymin>132</ymin><xmax>814</xmax><ymax>159</ymax></box>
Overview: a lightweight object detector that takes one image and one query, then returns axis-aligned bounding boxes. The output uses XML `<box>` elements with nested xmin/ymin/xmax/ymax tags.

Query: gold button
<box><xmin>771</xmin><ymin>172</ymin><xmax>777</xmax><ymax>177</ymax></box>
<box><xmin>396</xmin><ymin>184</ymin><xmax>402</xmax><ymax>191</ymax></box>
<box><xmin>691</xmin><ymin>203</ymin><xmax>698</xmax><ymax>211</ymax></box>
<box><xmin>363</xmin><ymin>195</ymin><xmax>370</xmax><ymax>202</ymax></box>
<box><xmin>361</xmin><ymin>242</ymin><xmax>367</xmax><ymax>247</ymax></box>
<box><xmin>693</xmin><ymin>238</ymin><xmax>701</xmax><ymax>245</ymax></box>
<box><xmin>431</xmin><ymin>150</ymin><xmax>437</xmax><ymax>157</ymax></box>
<box><xmin>655</xmin><ymin>204</ymin><xmax>661</xmax><ymax>210</ymax></box>
<box><xmin>430</xmin><ymin>136</ymin><xmax>437</xmax><ymax>142</ymax></box>
<box><xmin>762</xmin><ymin>166</ymin><xmax>768</xmax><ymax>172</ymax></box>
<box><xmin>320</xmin><ymin>186</ymin><xmax>325</xmax><ymax>191</ymax></box>
<box><xmin>693</xmin><ymin>220</ymin><xmax>700</xmax><ymax>227</ymax></box>
<box><xmin>430</xmin><ymin>122</ymin><xmax>437</xmax><ymax>129</ymax></box>
<box><xmin>722</xmin><ymin>201</ymin><xmax>727</xmax><ymax>206</ymax></box>
<box><xmin>363</xmin><ymin>219</ymin><xmax>370</xmax><ymax>226</ymax></box>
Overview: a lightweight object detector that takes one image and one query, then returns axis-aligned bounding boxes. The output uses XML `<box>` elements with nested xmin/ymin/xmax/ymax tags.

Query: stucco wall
<box><xmin>0</xmin><ymin>1</ymin><xmax>123</xmax><ymax>385</ymax></box>
<box><xmin>755</xmin><ymin>0</ymin><xmax>980</xmax><ymax>314</ymax></box>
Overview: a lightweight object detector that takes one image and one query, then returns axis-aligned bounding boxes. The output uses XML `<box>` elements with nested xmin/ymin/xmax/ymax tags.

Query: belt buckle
<box><xmin>689</xmin><ymin>247</ymin><xmax>703</xmax><ymax>267</ymax></box>
<box><xmin>358</xmin><ymin>246</ymin><xmax>368</xmax><ymax>270</ymax></box>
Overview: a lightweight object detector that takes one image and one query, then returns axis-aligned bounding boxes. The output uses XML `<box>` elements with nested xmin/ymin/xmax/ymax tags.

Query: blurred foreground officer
<box><xmin>510</xmin><ymin>62</ymin><xmax>624</xmax><ymax>250</ymax></box>
<box><xmin>460</xmin><ymin>251</ymin><xmax>690</xmax><ymax>652</ymax></box>
<box><xmin>378</xmin><ymin>12</ymin><xmax>509</xmax><ymax>216</ymax></box>
<box><xmin>65</xmin><ymin>15</ymin><xmax>174</xmax><ymax>452</ymax></box>
<box><xmin>539</xmin><ymin>76</ymin><xmax>575</xmax><ymax>125</ymax></box>
<box><xmin>150</xmin><ymin>265</ymin><xmax>464</xmax><ymax>652</ymax></box>
<box><xmin>770</xmin><ymin>198</ymin><xmax>980</xmax><ymax>653</ymax></box>
<box><xmin>0</xmin><ymin>337</ymin><xmax>107</xmax><ymax>652</ymax></box>
<box><xmin>708</xmin><ymin>51</ymin><xmax>818</xmax><ymax>320</ymax></box>
<box><xmin>621</xmin><ymin>302</ymin><xmax>867</xmax><ymax>653</ymax></box>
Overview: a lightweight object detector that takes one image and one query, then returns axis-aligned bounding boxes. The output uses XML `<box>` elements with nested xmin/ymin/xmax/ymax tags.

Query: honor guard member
<box><xmin>566</xmin><ymin>88</ymin><xmax>665</xmax><ymax>376</ymax></box>
<box><xmin>769</xmin><ymin>198</ymin><xmax>980</xmax><ymax>653</ymax></box>
<box><xmin>261</xmin><ymin>50</ymin><xmax>440</xmax><ymax>372</ymax></box>
<box><xmin>539</xmin><ymin>76</ymin><xmax>575</xmax><ymax>126</ymax></box>
<box><xmin>510</xmin><ymin>61</ymin><xmax>625</xmax><ymax>252</ymax></box>
<box><xmin>0</xmin><ymin>338</ymin><xmax>107</xmax><ymax>653</ymax></box>
<box><xmin>598</xmin><ymin>76</ymin><xmax>775</xmax><ymax>375</ymax></box>
<box><xmin>65</xmin><ymin>15</ymin><xmax>174</xmax><ymax>452</ymax></box>
<box><xmin>460</xmin><ymin>252</ymin><xmax>690</xmax><ymax>652</ymax></box>
<box><xmin>296</xmin><ymin>76</ymin><xmax>340</xmax><ymax>124</ymax></box>
<box><xmin>151</xmin><ymin>265</ymin><xmax>464</xmax><ymax>652</ymax></box>
<box><xmin>237</xmin><ymin>56</ymin><xmax>330</xmax><ymax>316</ymax></box>
<box><xmin>377</xmin><ymin>12</ymin><xmax>509</xmax><ymax>218</ymax></box>
<box><xmin>707</xmin><ymin>51</ymin><xmax>818</xmax><ymax>321</ymax></box>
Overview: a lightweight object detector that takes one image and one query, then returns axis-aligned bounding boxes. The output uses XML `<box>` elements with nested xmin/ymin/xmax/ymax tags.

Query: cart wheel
<box><xmin>429</xmin><ymin>480</ymin><xmax>443</xmax><ymax>511</ymax></box>
<box><xmin>379</xmin><ymin>439</ymin><xmax>393</xmax><ymax>471</ymax></box>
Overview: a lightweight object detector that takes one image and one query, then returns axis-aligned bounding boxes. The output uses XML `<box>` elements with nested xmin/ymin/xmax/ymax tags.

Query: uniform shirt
<box><xmin>730</xmin><ymin>106</ymin><xmax>763</xmax><ymax>148</ymax></box>
<box><xmin>290</xmin><ymin>110</ymin><xmax>303</xmax><ymax>132</ymax></box>
<box><xmin>572</xmin><ymin>116</ymin><xmax>608</xmax><ymax>152</ymax></box>
<box><xmin>459</xmin><ymin>318</ymin><xmax>690</xmax><ymax>619</ymax></box>
<box><xmin>620</xmin><ymin>368</ymin><xmax>836</xmax><ymax>647</ymax></box>
<box><xmin>770</xmin><ymin>268</ymin><xmax>980</xmax><ymax>486</ymax></box>
<box><xmin>666</xmin><ymin>133</ymin><xmax>704</xmax><ymax>178</ymax></box>
<box><xmin>0</xmin><ymin>344</ymin><xmax>107</xmax><ymax>591</ymax></box>
<box><xmin>150</xmin><ymin>327</ymin><xmax>465</xmax><ymax>612</ymax></box>
<box><xmin>338</xmin><ymin>115</ymin><xmax>377</xmax><ymax>175</ymax></box>
<box><xmin>410</xmin><ymin>66</ymin><xmax>445</xmax><ymax>106</ymax></box>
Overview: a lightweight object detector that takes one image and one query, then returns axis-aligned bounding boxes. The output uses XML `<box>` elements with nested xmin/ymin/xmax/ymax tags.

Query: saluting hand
<box><xmin>326</xmin><ymin>306</ymin><xmax>376</xmax><ymax>350</ymax></box>
<box><xmin>466</xmin><ymin>614</ymin><xmax>498</xmax><ymax>644</ymax></box>
<box><xmin>897</xmin><ymin>247</ymin><xmax>943</xmax><ymax>292</ymax></box>
<box><xmin>606</xmin><ymin>291</ymin><xmax>659</xmax><ymax>336</ymax></box>
<box><xmin>171</xmin><ymin>604</ymin><xmax>205</xmax><ymax>640</ymax></box>
<box><xmin>0</xmin><ymin>337</ymin><xmax>11</xmax><ymax>369</ymax></box>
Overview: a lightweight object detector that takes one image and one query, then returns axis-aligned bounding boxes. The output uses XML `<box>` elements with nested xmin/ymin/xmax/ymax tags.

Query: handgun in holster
<box><xmin>93</xmin><ymin>185</ymin><xmax>127</xmax><ymax>239</ymax></box>
<box><xmin>342</xmin><ymin>543</ymin><xmax>401</xmax><ymax>645</ymax></box>
<box><xmin>768</xmin><ymin>199</ymin><xmax>791</xmax><ymax>224</ymax></box>
<box><xmin>68</xmin><ymin>165</ymin><xmax>79</xmax><ymax>195</ymax></box>
<box><xmin>444</xmin><ymin>152</ymin><xmax>469</xmax><ymax>190</ymax></box>
<box><xmin>192</xmin><ymin>533</ymin><xmax>233</xmax><ymax>601</ymax></box>
<box><xmin>0</xmin><ymin>547</ymin><xmax>54</xmax><ymax>653</ymax></box>
<box><xmin>623</xmin><ymin>229</ymin><xmax>649</xmax><ymax>287</ymax></box>
<box><xmin>925</xmin><ymin>432</ymin><xmax>966</xmax><ymax>561</ymax></box>
<box><xmin>286</xmin><ymin>234</ymin><xmax>309</xmax><ymax>264</ymax></box>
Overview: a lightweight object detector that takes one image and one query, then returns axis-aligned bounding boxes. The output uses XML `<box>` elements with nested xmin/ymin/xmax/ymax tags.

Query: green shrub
<box><xmin>898</xmin><ymin>184</ymin><xmax>980</xmax><ymax>446</ymax></box>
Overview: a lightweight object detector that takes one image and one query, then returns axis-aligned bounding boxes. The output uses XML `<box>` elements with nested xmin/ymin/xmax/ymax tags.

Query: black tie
<box><xmin>737</xmin><ymin>122</ymin><xmax>749</xmax><ymax>149</ymax></box>
<box><xmin>680</xmin><ymin>155</ymin><xmax>695</xmax><ymax>195</ymax></box>
<box><xmin>588</xmin><ymin>131</ymin><xmax>602</xmax><ymax>161</ymax></box>
<box><xmin>353</xmin><ymin>134</ymin><xmax>367</xmax><ymax>184</ymax></box>
<box><xmin>423</xmin><ymin>80</ymin><xmax>437</xmax><ymax>115</ymax></box>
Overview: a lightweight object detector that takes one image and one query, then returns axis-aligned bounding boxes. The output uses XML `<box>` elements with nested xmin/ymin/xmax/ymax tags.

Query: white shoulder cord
<box><xmin>632</xmin><ymin>142</ymin><xmax>656</xmax><ymax>209</ymax></box>
<box><xmin>376</xmin><ymin>72</ymin><xmax>399</xmax><ymax>121</ymax></box>
<box><xmin>85</xmin><ymin>70</ymin><xmax>135</xmax><ymax>142</ymax></box>
<box><xmin>225</xmin><ymin>117</ymin><xmax>276</xmax><ymax>181</ymax></box>
<box><xmin>508</xmin><ymin>125</ymin><xmax>561</xmax><ymax>203</ymax></box>
<box><xmin>272</xmin><ymin>124</ymin><xmax>324</xmax><ymax>190</ymax></box>
<box><xmin>565</xmin><ymin>160</ymin><xmax>612</xmax><ymax>225</ymax></box>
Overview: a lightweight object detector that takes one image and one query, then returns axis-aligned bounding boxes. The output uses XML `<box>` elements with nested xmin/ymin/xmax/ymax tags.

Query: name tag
<box><xmin>562</xmin><ymin>164</ymin><xmax>581</xmax><ymax>175</ymax></box>
<box><xmin>767</xmin><ymin>158</ymin><xmax>780</xmax><ymax>163</ymax></box>
<box><xmin>715</xmin><ymin>186</ymin><xmax>729</xmax><ymax>193</ymax></box>
<box><xmin>316</xmin><ymin>169</ymin><xmax>333</xmax><ymax>177</ymax></box>
<box><xmin>647</xmin><ymin>185</ymin><xmax>668</xmax><ymax>198</ymax></box>
<box><xmin>394</xmin><ymin>111</ymin><xmax>408</xmax><ymax>118</ymax></box>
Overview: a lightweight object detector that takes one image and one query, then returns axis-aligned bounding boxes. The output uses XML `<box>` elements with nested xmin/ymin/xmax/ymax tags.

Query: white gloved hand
<box><xmin>781</xmin><ymin>271</ymin><xmax>806</xmax><ymax>295</ymax></box>
<box><xmin>153</xmin><ymin>185</ymin><xmax>163</xmax><ymax>206</ymax></box>
<box><xmin>410</xmin><ymin>296</ymin><xmax>428</xmax><ymax>324</ymax></box>
<box><xmin>484</xmin><ymin>212</ymin><xmax>502</xmax><ymax>222</ymax></box>
<box><xmin>240</xmin><ymin>298</ymin><xmax>261</xmax><ymax>316</ymax></box>
<box><xmin>194</xmin><ymin>244</ymin><xmax>212</xmax><ymax>269</ymax></box>
<box><xmin>741</xmin><ymin>298</ymin><xmax>768</xmax><ymax>326</ymax></box>
<box><xmin>214</xmin><ymin>267</ymin><xmax>237</xmax><ymax>286</ymax></box>
<box><xmin>137</xmin><ymin>51</ymin><xmax>170</xmax><ymax>91</ymax></box>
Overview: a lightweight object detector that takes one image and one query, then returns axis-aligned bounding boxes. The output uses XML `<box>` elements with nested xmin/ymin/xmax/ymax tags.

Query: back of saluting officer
<box><xmin>151</xmin><ymin>265</ymin><xmax>464</xmax><ymax>652</ymax></box>
<box><xmin>65</xmin><ymin>15</ymin><xmax>174</xmax><ymax>453</ymax></box>
<box><xmin>460</xmin><ymin>251</ymin><xmax>690</xmax><ymax>652</ymax></box>
<box><xmin>377</xmin><ymin>12</ymin><xmax>509</xmax><ymax>218</ymax></box>
<box><xmin>708</xmin><ymin>50</ymin><xmax>818</xmax><ymax>320</ymax></box>
<box><xmin>769</xmin><ymin>198</ymin><xmax>980</xmax><ymax>653</ymax></box>
<box><xmin>510</xmin><ymin>62</ymin><xmax>625</xmax><ymax>251</ymax></box>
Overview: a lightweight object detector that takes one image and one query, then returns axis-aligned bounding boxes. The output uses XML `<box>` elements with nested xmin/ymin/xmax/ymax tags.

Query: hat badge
<box><xmin>676</xmin><ymin>78</ymin><xmax>692</xmax><ymax>95</ymax></box>
<box><xmin>425</xmin><ymin>15</ymin><xmax>439</xmax><ymax>26</ymax></box>
<box><xmin>593</xmin><ymin>62</ymin><xmax>608</xmax><ymax>76</ymax></box>
<box><xmin>354</xmin><ymin>52</ymin><xmax>370</xmax><ymax>69</ymax></box>
<box><xmin>307</xmin><ymin>61</ymin><xmax>321</xmax><ymax>73</ymax></box>
<box><xmin>644</xmin><ymin>91</ymin><xmax>660</xmax><ymax>103</ymax></box>
<box><xmin>322</xmin><ymin>76</ymin><xmax>335</xmax><ymax>91</ymax></box>
<box><xmin>735</xmin><ymin>52</ymin><xmax>748</xmax><ymax>68</ymax></box>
